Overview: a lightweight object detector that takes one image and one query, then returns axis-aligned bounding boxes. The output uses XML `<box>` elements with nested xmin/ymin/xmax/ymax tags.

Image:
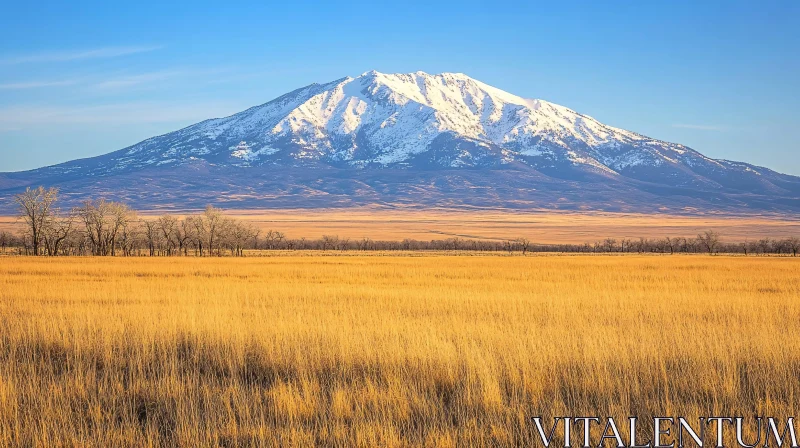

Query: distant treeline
<box><xmin>2</xmin><ymin>186</ymin><xmax>799</xmax><ymax>256</ymax></box>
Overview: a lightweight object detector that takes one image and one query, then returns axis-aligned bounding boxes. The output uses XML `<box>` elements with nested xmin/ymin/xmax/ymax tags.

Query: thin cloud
<box><xmin>90</xmin><ymin>68</ymin><xmax>232</xmax><ymax>91</ymax></box>
<box><xmin>0</xmin><ymin>45</ymin><xmax>163</xmax><ymax>65</ymax></box>
<box><xmin>0</xmin><ymin>80</ymin><xmax>79</xmax><ymax>90</ymax></box>
<box><xmin>0</xmin><ymin>101</ymin><xmax>244</xmax><ymax>127</ymax></box>
<box><xmin>0</xmin><ymin>67</ymin><xmax>231</xmax><ymax>94</ymax></box>
<box><xmin>92</xmin><ymin>71</ymin><xmax>179</xmax><ymax>90</ymax></box>
<box><xmin>672</xmin><ymin>123</ymin><xmax>727</xmax><ymax>131</ymax></box>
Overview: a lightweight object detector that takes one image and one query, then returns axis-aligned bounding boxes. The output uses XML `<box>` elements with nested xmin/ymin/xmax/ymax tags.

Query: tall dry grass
<box><xmin>0</xmin><ymin>255</ymin><xmax>798</xmax><ymax>447</ymax></box>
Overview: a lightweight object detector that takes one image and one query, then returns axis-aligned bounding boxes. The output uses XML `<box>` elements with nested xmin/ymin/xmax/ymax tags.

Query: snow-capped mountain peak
<box><xmin>108</xmin><ymin>70</ymin><xmax>681</xmax><ymax>172</ymax></box>
<box><xmin>11</xmin><ymin>70</ymin><xmax>798</xmax><ymax>213</ymax></box>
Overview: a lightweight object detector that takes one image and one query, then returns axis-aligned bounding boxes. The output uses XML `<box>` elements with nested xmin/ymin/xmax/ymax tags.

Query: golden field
<box><xmin>3</xmin><ymin>209</ymin><xmax>800</xmax><ymax>243</ymax></box>
<box><xmin>0</xmin><ymin>254</ymin><xmax>799</xmax><ymax>447</ymax></box>
<box><xmin>194</xmin><ymin>209</ymin><xmax>800</xmax><ymax>243</ymax></box>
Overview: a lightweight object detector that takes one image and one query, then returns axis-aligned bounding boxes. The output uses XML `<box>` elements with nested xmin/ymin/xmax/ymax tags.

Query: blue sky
<box><xmin>1</xmin><ymin>1</ymin><xmax>798</xmax><ymax>173</ymax></box>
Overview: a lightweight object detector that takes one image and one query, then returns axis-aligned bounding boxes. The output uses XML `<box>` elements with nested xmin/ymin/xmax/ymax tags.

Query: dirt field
<box><xmin>168</xmin><ymin>209</ymin><xmax>800</xmax><ymax>243</ymax></box>
<box><xmin>2</xmin><ymin>208</ymin><xmax>798</xmax><ymax>245</ymax></box>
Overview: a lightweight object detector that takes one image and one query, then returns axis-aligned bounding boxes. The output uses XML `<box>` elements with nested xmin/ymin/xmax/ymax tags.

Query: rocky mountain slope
<box><xmin>1</xmin><ymin>71</ymin><xmax>798</xmax><ymax>213</ymax></box>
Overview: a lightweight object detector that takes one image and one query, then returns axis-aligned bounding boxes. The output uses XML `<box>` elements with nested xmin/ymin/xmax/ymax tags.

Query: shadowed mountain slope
<box><xmin>2</xmin><ymin>71</ymin><xmax>798</xmax><ymax>214</ymax></box>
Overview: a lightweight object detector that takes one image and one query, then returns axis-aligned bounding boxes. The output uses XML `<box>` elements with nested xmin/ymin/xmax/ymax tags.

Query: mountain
<box><xmin>1</xmin><ymin>70</ymin><xmax>799</xmax><ymax>213</ymax></box>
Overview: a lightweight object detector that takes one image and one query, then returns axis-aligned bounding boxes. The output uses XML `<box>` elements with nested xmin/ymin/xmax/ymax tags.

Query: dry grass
<box><xmin>3</xmin><ymin>209</ymin><xmax>800</xmax><ymax>243</ymax></box>
<box><xmin>0</xmin><ymin>254</ymin><xmax>798</xmax><ymax>447</ymax></box>
<box><xmin>209</xmin><ymin>209</ymin><xmax>800</xmax><ymax>243</ymax></box>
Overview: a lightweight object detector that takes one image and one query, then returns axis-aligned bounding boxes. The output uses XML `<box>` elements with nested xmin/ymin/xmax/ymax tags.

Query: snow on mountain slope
<box><xmin>64</xmin><ymin>71</ymin><xmax>707</xmax><ymax>174</ymax></box>
<box><xmin>5</xmin><ymin>70</ymin><xmax>799</xmax><ymax>213</ymax></box>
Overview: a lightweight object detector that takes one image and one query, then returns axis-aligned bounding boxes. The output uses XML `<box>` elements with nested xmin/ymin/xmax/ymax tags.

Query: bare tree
<box><xmin>786</xmin><ymin>237</ymin><xmax>800</xmax><ymax>257</ymax></box>
<box><xmin>143</xmin><ymin>220</ymin><xmax>161</xmax><ymax>256</ymax></box>
<box><xmin>204</xmin><ymin>206</ymin><xmax>224</xmax><ymax>256</ymax></box>
<box><xmin>251</xmin><ymin>227</ymin><xmax>261</xmax><ymax>251</ymax></box>
<box><xmin>157</xmin><ymin>215</ymin><xmax>179</xmax><ymax>256</ymax></box>
<box><xmin>18</xmin><ymin>231</ymin><xmax>33</xmax><ymax>255</ymax></box>
<box><xmin>664</xmin><ymin>237</ymin><xmax>678</xmax><ymax>255</ymax></box>
<box><xmin>358</xmin><ymin>237</ymin><xmax>374</xmax><ymax>251</ymax></box>
<box><xmin>78</xmin><ymin>202</ymin><xmax>102</xmax><ymax>255</ymax></box>
<box><xmin>263</xmin><ymin>230</ymin><xmax>285</xmax><ymax>250</ymax></box>
<box><xmin>756</xmin><ymin>238</ymin><xmax>774</xmax><ymax>256</ymax></box>
<box><xmin>515</xmin><ymin>237</ymin><xmax>531</xmax><ymax>255</ymax></box>
<box><xmin>108</xmin><ymin>203</ymin><xmax>134</xmax><ymax>256</ymax></box>
<box><xmin>176</xmin><ymin>218</ymin><xmax>195</xmax><ymax>256</ymax></box>
<box><xmin>187</xmin><ymin>216</ymin><xmax>207</xmax><ymax>256</ymax></box>
<box><xmin>225</xmin><ymin>221</ymin><xmax>259</xmax><ymax>256</ymax></box>
<box><xmin>0</xmin><ymin>231</ymin><xmax>9</xmax><ymax>254</ymax></box>
<box><xmin>697</xmin><ymin>230</ymin><xmax>721</xmax><ymax>255</ymax></box>
<box><xmin>217</xmin><ymin>217</ymin><xmax>235</xmax><ymax>256</ymax></box>
<box><xmin>42</xmin><ymin>212</ymin><xmax>75</xmax><ymax>256</ymax></box>
<box><xmin>321</xmin><ymin>235</ymin><xmax>339</xmax><ymax>251</ymax></box>
<box><xmin>118</xmin><ymin>219</ymin><xmax>143</xmax><ymax>256</ymax></box>
<box><xmin>14</xmin><ymin>186</ymin><xmax>59</xmax><ymax>256</ymax></box>
<box><xmin>603</xmin><ymin>238</ymin><xmax>618</xmax><ymax>253</ymax></box>
<box><xmin>739</xmin><ymin>241</ymin><xmax>750</xmax><ymax>256</ymax></box>
<box><xmin>76</xmin><ymin>199</ymin><xmax>134</xmax><ymax>256</ymax></box>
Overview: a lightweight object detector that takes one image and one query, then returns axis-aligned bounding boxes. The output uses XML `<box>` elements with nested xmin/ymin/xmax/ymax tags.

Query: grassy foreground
<box><xmin>0</xmin><ymin>255</ymin><xmax>798</xmax><ymax>447</ymax></box>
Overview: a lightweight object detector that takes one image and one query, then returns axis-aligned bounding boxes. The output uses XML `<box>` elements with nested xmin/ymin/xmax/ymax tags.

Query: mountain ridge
<box><xmin>1</xmin><ymin>70</ymin><xmax>799</xmax><ymax>214</ymax></box>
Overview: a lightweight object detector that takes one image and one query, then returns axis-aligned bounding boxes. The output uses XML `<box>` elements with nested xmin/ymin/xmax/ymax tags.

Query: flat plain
<box><xmin>0</xmin><ymin>254</ymin><xmax>798</xmax><ymax>447</ymax></box>
<box><xmin>203</xmin><ymin>209</ymin><xmax>800</xmax><ymax>242</ymax></box>
<box><xmin>3</xmin><ymin>209</ymin><xmax>798</xmax><ymax>243</ymax></box>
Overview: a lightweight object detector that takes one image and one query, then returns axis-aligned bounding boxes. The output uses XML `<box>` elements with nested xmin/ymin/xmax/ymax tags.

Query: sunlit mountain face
<box><xmin>1</xmin><ymin>71</ymin><xmax>799</xmax><ymax>213</ymax></box>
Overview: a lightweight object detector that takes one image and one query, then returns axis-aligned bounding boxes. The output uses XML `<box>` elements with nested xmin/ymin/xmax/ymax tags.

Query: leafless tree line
<box><xmin>9</xmin><ymin>187</ymin><xmax>258</xmax><ymax>257</ymax></box>
<box><xmin>2</xmin><ymin>186</ymin><xmax>799</xmax><ymax>257</ymax></box>
<box><xmin>525</xmin><ymin>232</ymin><xmax>798</xmax><ymax>256</ymax></box>
<box><xmin>248</xmin><ymin>233</ymin><xmax>796</xmax><ymax>256</ymax></box>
